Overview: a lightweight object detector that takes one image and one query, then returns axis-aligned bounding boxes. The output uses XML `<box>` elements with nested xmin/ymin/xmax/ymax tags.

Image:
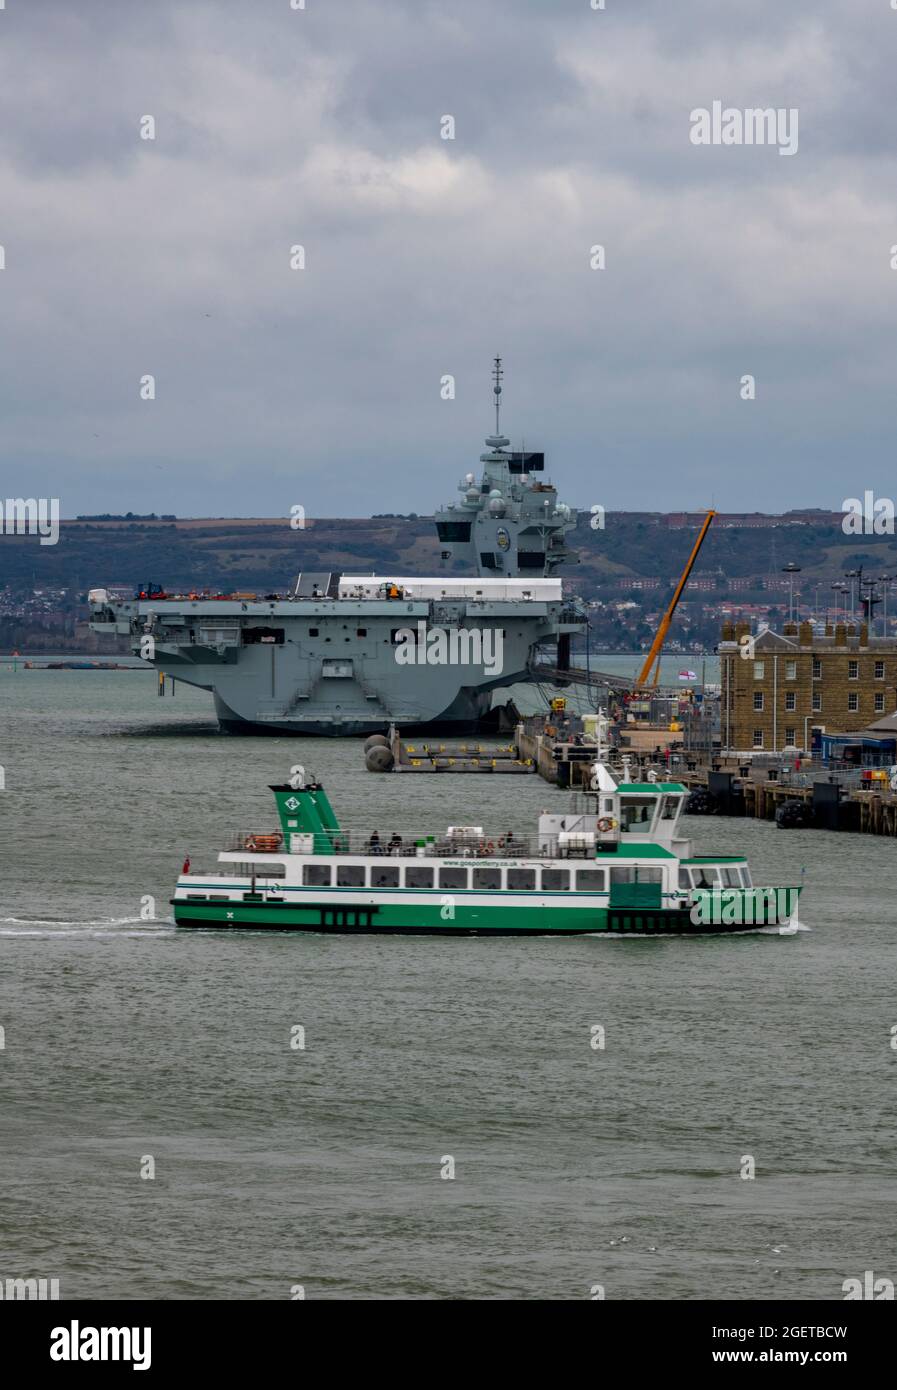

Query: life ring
<box><xmin>245</xmin><ymin>835</ymin><xmax>259</xmax><ymax>851</ymax></box>
<box><xmin>597</xmin><ymin>816</ymin><xmax>616</xmax><ymax>833</ymax></box>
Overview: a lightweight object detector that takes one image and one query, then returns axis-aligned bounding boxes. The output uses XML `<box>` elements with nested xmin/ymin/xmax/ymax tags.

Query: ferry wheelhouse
<box><xmin>171</xmin><ymin>760</ymin><xmax>801</xmax><ymax>936</ymax></box>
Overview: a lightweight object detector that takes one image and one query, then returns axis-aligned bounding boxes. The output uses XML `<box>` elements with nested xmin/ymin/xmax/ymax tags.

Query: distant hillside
<box><xmin>1</xmin><ymin>512</ymin><xmax>895</xmax><ymax>596</ymax></box>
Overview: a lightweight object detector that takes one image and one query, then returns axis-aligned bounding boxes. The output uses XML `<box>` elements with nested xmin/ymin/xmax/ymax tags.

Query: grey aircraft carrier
<box><xmin>88</xmin><ymin>361</ymin><xmax>586</xmax><ymax>736</ymax></box>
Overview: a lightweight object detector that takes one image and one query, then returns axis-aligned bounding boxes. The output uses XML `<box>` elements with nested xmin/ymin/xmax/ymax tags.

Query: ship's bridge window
<box><xmin>473</xmin><ymin>867</ymin><xmax>501</xmax><ymax>891</ymax></box>
<box><xmin>507</xmin><ymin>868</ymin><xmax>536</xmax><ymax>891</ymax></box>
<box><xmin>688</xmin><ymin>865</ymin><xmax>721</xmax><ymax>889</ymax></box>
<box><xmin>722</xmin><ymin>866</ymin><xmax>742</xmax><ymax>887</ymax></box>
<box><xmin>439</xmin><ymin>867</ymin><xmax>469</xmax><ymax>891</ymax></box>
<box><xmin>303</xmin><ymin>864</ymin><xmax>332</xmax><ymax>887</ymax></box>
<box><xmin>436</xmin><ymin>521</ymin><xmax>472</xmax><ymax>542</ymax></box>
<box><xmin>620</xmin><ymin>797</ymin><xmax>657</xmax><ymax>831</ymax></box>
<box><xmin>541</xmin><ymin>868</ymin><xmax>570</xmax><ymax>891</ymax></box>
<box><xmin>337</xmin><ymin>864</ymin><xmax>365</xmax><ymax>887</ymax></box>
<box><xmin>659</xmin><ymin>795</ymin><xmax>680</xmax><ymax>821</ymax></box>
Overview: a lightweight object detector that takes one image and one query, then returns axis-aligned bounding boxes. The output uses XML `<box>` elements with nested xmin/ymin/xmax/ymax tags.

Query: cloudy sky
<box><xmin>2</xmin><ymin>0</ymin><xmax>896</xmax><ymax>518</ymax></box>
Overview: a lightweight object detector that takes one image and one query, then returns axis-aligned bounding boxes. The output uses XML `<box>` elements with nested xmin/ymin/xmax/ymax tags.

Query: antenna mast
<box><xmin>492</xmin><ymin>355</ymin><xmax>503</xmax><ymax>436</ymax></box>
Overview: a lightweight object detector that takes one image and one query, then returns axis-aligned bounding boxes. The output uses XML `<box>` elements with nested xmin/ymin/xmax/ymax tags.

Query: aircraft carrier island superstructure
<box><xmin>88</xmin><ymin>361</ymin><xmax>586</xmax><ymax>736</ymax></box>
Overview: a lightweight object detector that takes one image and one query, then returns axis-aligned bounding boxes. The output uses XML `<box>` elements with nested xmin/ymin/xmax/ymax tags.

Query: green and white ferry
<box><xmin>171</xmin><ymin>753</ymin><xmax>802</xmax><ymax>936</ymax></box>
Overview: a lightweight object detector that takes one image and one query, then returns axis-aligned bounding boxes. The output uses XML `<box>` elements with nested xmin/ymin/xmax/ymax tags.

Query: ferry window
<box><xmin>541</xmin><ymin>868</ymin><xmax>570</xmax><ymax>891</ymax></box>
<box><xmin>439</xmin><ymin>867</ymin><xmax>468</xmax><ymax>891</ymax></box>
<box><xmin>610</xmin><ymin>867</ymin><xmax>634</xmax><ymax>885</ymax></box>
<box><xmin>689</xmin><ymin>865</ymin><xmax>720</xmax><ymax>889</ymax></box>
<box><xmin>620</xmin><ymin>797</ymin><xmax>655</xmax><ymax>830</ymax></box>
<box><xmin>741</xmin><ymin>867</ymin><xmax>753</xmax><ymax>888</ymax></box>
<box><xmin>405</xmin><ymin>866</ymin><xmax>435</xmax><ymax>888</ymax></box>
<box><xmin>473</xmin><ymin>867</ymin><xmax>501</xmax><ymax>890</ymax></box>
<box><xmin>507</xmin><ymin>868</ymin><xmax>536</xmax><ymax>890</ymax></box>
<box><xmin>372</xmin><ymin>865</ymin><xmax>400</xmax><ymax>888</ymax></box>
<box><xmin>576</xmin><ymin>869</ymin><xmax>607</xmax><ymax>891</ymax></box>
<box><xmin>659</xmin><ymin>796</ymin><xmax>678</xmax><ymax>820</ymax></box>
<box><xmin>337</xmin><ymin>865</ymin><xmax>365</xmax><ymax>887</ymax></box>
<box><xmin>243</xmin><ymin>892</ymin><xmax>263</xmax><ymax>902</ymax></box>
<box><xmin>722</xmin><ymin>867</ymin><xmax>741</xmax><ymax>887</ymax></box>
<box><xmin>303</xmin><ymin>864</ymin><xmax>332</xmax><ymax>887</ymax></box>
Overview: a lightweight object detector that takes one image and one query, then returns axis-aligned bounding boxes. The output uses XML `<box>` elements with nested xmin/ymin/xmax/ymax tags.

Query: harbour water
<box><xmin>1</xmin><ymin>665</ymin><xmax>894</xmax><ymax>1300</ymax></box>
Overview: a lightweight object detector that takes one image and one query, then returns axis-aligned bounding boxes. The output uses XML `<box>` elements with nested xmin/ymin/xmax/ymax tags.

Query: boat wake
<box><xmin>0</xmin><ymin>916</ymin><xmax>175</xmax><ymax>937</ymax></box>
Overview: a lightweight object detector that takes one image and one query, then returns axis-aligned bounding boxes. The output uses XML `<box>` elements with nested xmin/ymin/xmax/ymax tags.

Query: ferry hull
<box><xmin>171</xmin><ymin>891</ymin><xmax>800</xmax><ymax>936</ymax></box>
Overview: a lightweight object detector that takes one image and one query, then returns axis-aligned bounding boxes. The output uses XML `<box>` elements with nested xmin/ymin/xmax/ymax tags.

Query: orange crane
<box><xmin>636</xmin><ymin>509</ymin><xmax>716</xmax><ymax>689</ymax></box>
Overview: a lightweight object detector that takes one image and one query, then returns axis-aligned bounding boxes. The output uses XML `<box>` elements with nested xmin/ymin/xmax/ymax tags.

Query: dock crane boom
<box><xmin>636</xmin><ymin>509</ymin><xmax>716</xmax><ymax>689</ymax></box>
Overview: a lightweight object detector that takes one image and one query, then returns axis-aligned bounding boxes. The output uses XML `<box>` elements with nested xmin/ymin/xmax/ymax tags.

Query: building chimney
<box><xmin>798</xmin><ymin>621</ymin><xmax>813</xmax><ymax>645</ymax></box>
<box><xmin>721</xmin><ymin>621</ymin><xmax>735</xmax><ymax>642</ymax></box>
<box><xmin>860</xmin><ymin>622</ymin><xmax>869</xmax><ymax>645</ymax></box>
<box><xmin>834</xmin><ymin>623</ymin><xmax>846</xmax><ymax>645</ymax></box>
<box><xmin>783</xmin><ymin>621</ymin><xmax>798</xmax><ymax>636</ymax></box>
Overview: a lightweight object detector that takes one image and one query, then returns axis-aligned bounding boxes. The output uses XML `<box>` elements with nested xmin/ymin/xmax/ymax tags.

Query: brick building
<box><xmin>718</xmin><ymin>620</ymin><xmax>897</xmax><ymax>754</ymax></box>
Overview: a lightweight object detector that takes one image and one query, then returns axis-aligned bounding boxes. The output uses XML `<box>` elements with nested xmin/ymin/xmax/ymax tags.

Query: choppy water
<box><xmin>1</xmin><ymin>665</ymin><xmax>895</xmax><ymax>1300</ymax></box>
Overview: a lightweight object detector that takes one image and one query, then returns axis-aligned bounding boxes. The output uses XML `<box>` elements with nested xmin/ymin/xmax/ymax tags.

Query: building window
<box><xmin>753</xmin><ymin>661</ymin><xmax>765</xmax><ymax>680</ymax></box>
<box><xmin>812</xmin><ymin>658</ymin><xmax>822</xmax><ymax>678</ymax></box>
<box><xmin>848</xmin><ymin>660</ymin><xmax>858</xmax><ymax>679</ymax></box>
<box><xmin>753</xmin><ymin>691</ymin><xmax>764</xmax><ymax>711</ymax></box>
<box><xmin>784</xmin><ymin>728</ymin><xmax>796</xmax><ymax>746</ymax></box>
<box><xmin>874</xmin><ymin>692</ymin><xmax>885</xmax><ymax>713</ymax></box>
<box><xmin>752</xmin><ymin>729</ymin><xmax>763</xmax><ymax>748</ymax></box>
<box><xmin>875</xmin><ymin>661</ymin><xmax>885</xmax><ymax>679</ymax></box>
<box><xmin>785</xmin><ymin>691</ymin><xmax>796</xmax><ymax>711</ymax></box>
<box><xmin>785</xmin><ymin>660</ymin><xmax>797</xmax><ymax>680</ymax></box>
<box><xmin>847</xmin><ymin>692</ymin><xmax>859</xmax><ymax>712</ymax></box>
<box><xmin>812</xmin><ymin>692</ymin><xmax>822</xmax><ymax>712</ymax></box>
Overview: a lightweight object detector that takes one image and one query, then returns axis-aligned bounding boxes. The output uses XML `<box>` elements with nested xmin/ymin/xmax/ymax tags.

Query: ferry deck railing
<box><xmin>221</xmin><ymin>830</ymin><xmax>607</xmax><ymax>860</ymax></box>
